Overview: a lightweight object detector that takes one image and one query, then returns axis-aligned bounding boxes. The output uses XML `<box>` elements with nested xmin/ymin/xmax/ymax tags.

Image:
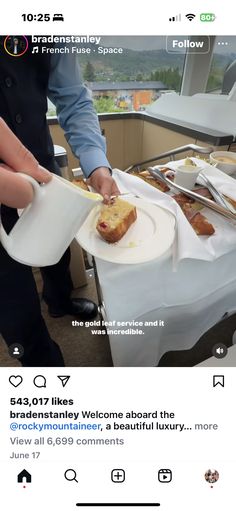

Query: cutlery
<box><xmin>110</xmin><ymin>192</ymin><xmax>138</xmax><ymax>199</ymax></box>
<box><xmin>198</xmin><ymin>172</ymin><xmax>236</xmax><ymax>214</ymax></box>
<box><xmin>148</xmin><ymin>167</ymin><xmax>236</xmax><ymax>222</ymax></box>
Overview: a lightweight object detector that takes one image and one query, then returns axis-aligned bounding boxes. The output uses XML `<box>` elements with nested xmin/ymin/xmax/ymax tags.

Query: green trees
<box><xmin>206</xmin><ymin>72</ymin><xmax>223</xmax><ymax>91</ymax></box>
<box><xmin>136</xmin><ymin>73</ymin><xmax>144</xmax><ymax>81</ymax></box>
<box><xmin>84</xmin><ymin>61</ymin><xmax>96</xmax><ymax>81</ymax></box>
<box><xmin>93</xmin><ymin>97</ymin><xmax>120</xmax><ymax>113</ymax></box>
<box><xmin>149</xmin><ymin>67</ymin><xmax>182</xmax><ymax>91</ymax></box>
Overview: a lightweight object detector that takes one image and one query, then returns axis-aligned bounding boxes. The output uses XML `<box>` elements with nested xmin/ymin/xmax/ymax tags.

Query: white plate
<box><xmin>76</xmin><ymin>197</ymin><xmax>176</xmax><ymax>264</ymax></box>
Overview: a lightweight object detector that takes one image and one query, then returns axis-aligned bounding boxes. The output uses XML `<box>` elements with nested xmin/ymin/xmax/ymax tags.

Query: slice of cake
<box><xmin>96</xmin><ymin>197</ymin><xmax>137</xmax><ymax>243</ymax></box>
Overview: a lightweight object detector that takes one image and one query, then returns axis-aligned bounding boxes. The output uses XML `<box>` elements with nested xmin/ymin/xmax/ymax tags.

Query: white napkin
<box><xmin>112</xmin><ymin>159</ymin><xmax>236</xmax><ymax>264</ymax></box>
<box><xmin>165</xmin><ymin>157</ymin><xmax>236</xmax><ymax>199</ymax></box>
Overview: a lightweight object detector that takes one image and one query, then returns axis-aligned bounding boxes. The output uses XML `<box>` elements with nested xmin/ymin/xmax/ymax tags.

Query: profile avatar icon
<box><xmin>4</xmin><ymin>36</ymin><xmax>28</xmax><ymax>57</ymax></box>
<box><xmin>204</xmin><ymin>469</ymin><xmax>219</xmax><ymax>484</ymax></box>
<box><xmin>8</xmin><ymin>343</ymin><xmax>24</xmax><ymax>359</ymax></box>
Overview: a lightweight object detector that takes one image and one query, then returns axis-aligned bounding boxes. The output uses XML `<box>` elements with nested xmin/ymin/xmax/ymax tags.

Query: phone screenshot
<box><xmin>0</xmin><ymin>2</ymin><xmax>235</xmax><ymax>509</ymax></box>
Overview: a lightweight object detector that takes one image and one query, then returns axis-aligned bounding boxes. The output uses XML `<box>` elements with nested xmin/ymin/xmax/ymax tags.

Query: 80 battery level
<box><xmin>200</xmin><ymin>13</ymin><xmax>216</xmax><ymax>22</ymax></box>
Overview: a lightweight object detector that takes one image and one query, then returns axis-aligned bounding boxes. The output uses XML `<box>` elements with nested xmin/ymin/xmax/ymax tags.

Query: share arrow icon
<box><xmin>57</xmin><ymin>375</ymin><xmax>71</xmax><ymax>387</ymax></box>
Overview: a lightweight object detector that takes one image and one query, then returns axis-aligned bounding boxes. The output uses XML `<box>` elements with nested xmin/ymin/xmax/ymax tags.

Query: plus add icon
<box><xmin>111</xmin><ymin>469</ymin><xmax>125</xmax><ymax>483</ymax></box>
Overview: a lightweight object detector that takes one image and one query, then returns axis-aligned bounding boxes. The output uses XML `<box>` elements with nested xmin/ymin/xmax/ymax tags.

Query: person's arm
<box><xmin>0</xmin><ymin>118</ymin><xmax>52</xmax><ymax>208</ymax></box>
<box><xmin>48</xmin><ymin>48</ymin><xmax>119</xmax><ymax>201</ymax></box>
<box><xmin>48</xmin><ymin>48</ymin><xmax>110</xmax><ymax>177</ymax></box>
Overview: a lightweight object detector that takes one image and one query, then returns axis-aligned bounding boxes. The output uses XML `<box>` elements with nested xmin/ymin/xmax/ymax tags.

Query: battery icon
<box><xmin>200</xmin><ymin>13</ymin><xmax>216</xmax><ymax>22</ymax></box>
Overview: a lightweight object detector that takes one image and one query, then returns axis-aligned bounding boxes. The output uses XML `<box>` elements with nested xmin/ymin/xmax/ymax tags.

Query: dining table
<box><xmin>94</xmin><ymin>249</ymin><xmax>236</xmax><ymax>366</ymax></box>
<box><xmin>77</xmin><ymin>162</ymin><xmax>236</xmax><ymax>366</ymax></box>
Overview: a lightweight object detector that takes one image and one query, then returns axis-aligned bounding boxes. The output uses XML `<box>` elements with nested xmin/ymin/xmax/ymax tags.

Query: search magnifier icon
<box><xmin>64</xmin><ymin>469</ymin><xmax>78</xmax><ymax>483</ymax></box>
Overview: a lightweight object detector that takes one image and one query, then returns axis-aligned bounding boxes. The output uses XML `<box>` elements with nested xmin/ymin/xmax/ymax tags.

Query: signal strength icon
<box><xmin>185</xmin><ymin>13</ymin><xmax>196</xmax><ymax>21</ymax></box>
<box><xmin>169</xmin><ymin>13</ymin><xmax>181</xmax><ymax>22</ymax></box>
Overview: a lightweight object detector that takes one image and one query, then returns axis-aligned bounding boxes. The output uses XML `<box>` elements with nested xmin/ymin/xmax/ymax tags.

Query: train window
<box><xmin>47</xmin><ymin>36</ymin><xmax>186</xmax><ymax>116</ymax></box>
<box><xmin>206</xmin><ymin>36</ymin><xmax>236</xmax><ymax>94</ymax></box>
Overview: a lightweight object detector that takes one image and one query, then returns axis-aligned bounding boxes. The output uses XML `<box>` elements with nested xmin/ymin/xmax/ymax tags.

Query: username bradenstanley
<box><xmin>31</xmin><ymin>35</ymin><xmax>102</xmax><ymax>44</ymax></box>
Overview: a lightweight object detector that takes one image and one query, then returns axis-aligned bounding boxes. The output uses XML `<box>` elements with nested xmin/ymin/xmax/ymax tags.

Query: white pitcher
<box><xmin>0</xmin><ymin>173</ymin><xmax>102</xmax><ymax>267</ymax></box>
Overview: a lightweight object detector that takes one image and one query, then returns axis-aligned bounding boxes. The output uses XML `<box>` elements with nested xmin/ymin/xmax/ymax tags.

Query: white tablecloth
<box><xmin>95</xmin><ymin>249</ymin><xmax>236</xmax><ymax>366</ymax></box>
<box><xmin>90</xmin><ymin>164</ymin><xmax>236</xmax><ymax>366</ymax></box>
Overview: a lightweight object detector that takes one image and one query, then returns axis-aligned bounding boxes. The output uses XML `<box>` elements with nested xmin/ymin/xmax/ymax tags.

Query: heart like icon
<box><xmin>9</xmin><ymin>375</ymin><xmax>23</xmax><ymax>387</ymax></box>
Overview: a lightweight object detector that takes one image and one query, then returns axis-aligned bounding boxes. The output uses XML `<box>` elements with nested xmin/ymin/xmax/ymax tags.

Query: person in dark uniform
<box><xmin>0</xmin><ymin>37</ymin><xmax>119</xmax><ymax>366</ymax></box>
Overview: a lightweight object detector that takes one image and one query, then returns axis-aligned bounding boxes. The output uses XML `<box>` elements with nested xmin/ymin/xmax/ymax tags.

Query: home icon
<box><xmin>17</xmin><ymin>469</ymin><xmax>32</xmax><ymax>483</ymax></box>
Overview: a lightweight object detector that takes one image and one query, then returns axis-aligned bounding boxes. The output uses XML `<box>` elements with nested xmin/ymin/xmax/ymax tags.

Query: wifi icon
<box><xmin>186</xmin><ymin>13</ymin><xmax>196</xmax><ymax>21</ymax></box>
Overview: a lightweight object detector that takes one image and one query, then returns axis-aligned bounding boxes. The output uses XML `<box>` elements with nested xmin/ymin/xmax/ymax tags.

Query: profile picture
<box><xmin>204</xmin><ymin>469</ymin><xmax>219</xmax><ymax>484</ymax></box>
<box><xmin>4</xmin><ymin>36</ymin><xmax>28</xmax><ymax>57</ymax></box>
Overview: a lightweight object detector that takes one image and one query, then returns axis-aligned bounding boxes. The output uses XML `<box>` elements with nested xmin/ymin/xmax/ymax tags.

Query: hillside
<box><xmin>78</xmin><ymin>46</ymin><xmax>235</xmax><ymax>81</ymax></box>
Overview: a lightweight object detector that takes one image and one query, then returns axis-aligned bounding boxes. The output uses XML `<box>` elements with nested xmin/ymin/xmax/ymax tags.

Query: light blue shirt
<box><xmin>48</xmin><ymin>49</ymin><xmax>110</xmax><ymax>178</ymax></box>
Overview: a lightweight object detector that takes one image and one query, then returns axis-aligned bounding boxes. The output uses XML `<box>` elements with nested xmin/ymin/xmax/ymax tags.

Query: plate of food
<box><xmin>131</xmin><ymin>167</ymin><xmax>216</xmax><ymax>236</ymax></box>
<box><xmin>76</xmin><ymin>196</ymin><xmax>176</xmax><ymax>264</ymax></box>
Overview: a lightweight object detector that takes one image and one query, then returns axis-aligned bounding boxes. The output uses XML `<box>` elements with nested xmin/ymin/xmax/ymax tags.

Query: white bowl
<box><xmin>210</xmin><ymin>151</ymin><xmax>236</xmax><ymax>175</ymax></box>
<box><xmin>174</xmin><ymin>165</ymin><xmax>202</xmax><ymax>189</ymax></box>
